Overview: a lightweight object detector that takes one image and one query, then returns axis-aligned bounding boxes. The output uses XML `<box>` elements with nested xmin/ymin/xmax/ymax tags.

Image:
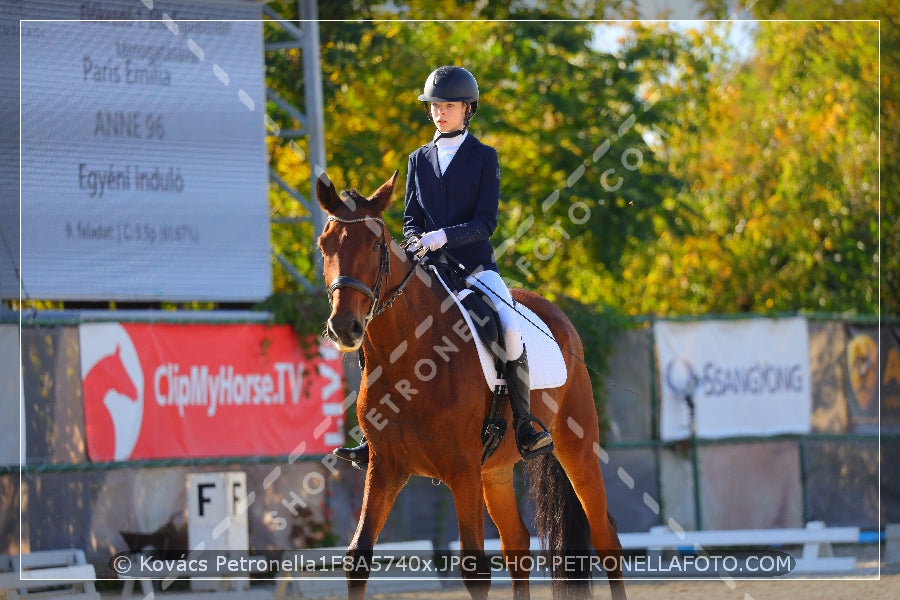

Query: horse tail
<box><xmin>526</xmin><ymin>452</ymin><xmax>592</xmax><ymax>600</ymax></box>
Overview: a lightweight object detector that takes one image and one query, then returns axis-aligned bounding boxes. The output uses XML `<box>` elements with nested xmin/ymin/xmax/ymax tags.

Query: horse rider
<box><xmin>333</xmin><ymin>65</ymin><xmax>554</xmax><ymax>467</ymax></box>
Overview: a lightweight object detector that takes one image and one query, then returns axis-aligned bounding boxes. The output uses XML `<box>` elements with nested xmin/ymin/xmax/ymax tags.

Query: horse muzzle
<box><xmin>326</xmin><ymin>313</ymin><xmax>366</xmax><ymax>352</ymax></box>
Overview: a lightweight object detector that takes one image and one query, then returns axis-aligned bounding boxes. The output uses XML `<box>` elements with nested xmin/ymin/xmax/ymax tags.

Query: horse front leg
<box><xmin>346</xmin><ymin>460</ymin><xmax>408</xmax><ymax>600</ymax></box>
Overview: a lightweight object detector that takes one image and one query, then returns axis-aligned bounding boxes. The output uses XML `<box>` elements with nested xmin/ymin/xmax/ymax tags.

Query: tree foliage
<box><xmin>695</xmin><ymin>0</ymin><xmax>894</xmax><ymax>317</ymax></box>
<box><xmin>263</xmin><ymin>0</ymin><xmax>889</xmax><ymax>320</ymax></box>
<box><xmin>605</xmin><ymin>19</ymin><xmax>880</xmax><ymax>316</ymax></box>
<box><xmin>265</xmin><ymin>4</ymin><xmax>680</xmax><ymax>303</ymax></box>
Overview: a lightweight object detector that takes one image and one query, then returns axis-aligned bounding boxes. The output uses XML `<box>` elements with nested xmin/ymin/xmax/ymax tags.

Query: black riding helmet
<box><xmin>418</xmin><ymin>66</ymin><xmax>479</xmax><ymax>130</ymax></box>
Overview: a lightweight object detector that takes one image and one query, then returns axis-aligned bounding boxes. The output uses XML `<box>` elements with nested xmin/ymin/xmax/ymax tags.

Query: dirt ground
<box><xmin>359</xmin><ymin>571</ymin><xmax>900</xmax><ymax>600</ymax></box>
<box><xmin>89</xmin><ymin>567</ymin><xmax>900</xmax><ymax>600</ymax></box>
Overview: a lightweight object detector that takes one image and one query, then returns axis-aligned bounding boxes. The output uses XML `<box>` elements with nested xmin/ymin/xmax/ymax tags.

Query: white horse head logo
<box><xmin>80</xmin><ymin>324</ymin><xmax>144</xmax><ymax>461</ymax></box>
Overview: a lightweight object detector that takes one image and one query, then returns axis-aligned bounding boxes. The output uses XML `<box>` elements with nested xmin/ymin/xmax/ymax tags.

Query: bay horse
<box><xmin>316</xmin><ymin>171</ymin><xmax>626</xmax><ymax>600</ymax></box>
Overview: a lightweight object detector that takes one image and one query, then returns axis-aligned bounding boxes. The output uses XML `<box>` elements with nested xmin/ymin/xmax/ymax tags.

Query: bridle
<box><xmin>325</xmin><ymin>214</ymin><xmax>420</xmax><ymax>325</ymax></box>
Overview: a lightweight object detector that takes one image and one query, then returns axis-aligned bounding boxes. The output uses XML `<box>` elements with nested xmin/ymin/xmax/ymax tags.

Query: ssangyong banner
<box><xmin>654</xmin><ymin>317</ymin><xmax>812</xmax><ymax>441</ymax></box>
<box><xmin>9</xmin><ymin>1</ymin><xmax>270</xmax><ymax>301</ymax></box>
<box><xmin>78</xmin><ymin>323</ymin><xmax>346</xmax><ymax>461</ymax></box>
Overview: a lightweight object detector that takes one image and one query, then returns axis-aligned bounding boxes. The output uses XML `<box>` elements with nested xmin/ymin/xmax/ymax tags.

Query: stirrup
<box><xmin>333</xmin><ymin>441</ymin><xmax>369</xmax><ymax>469</ymax></box>
<box><xmin>515</xmin><ymin>419</ymin><xmax>554</xmax><ymax>461</ymax></box>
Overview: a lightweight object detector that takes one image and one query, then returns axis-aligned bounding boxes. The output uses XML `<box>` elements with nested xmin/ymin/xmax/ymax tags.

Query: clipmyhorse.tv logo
<box><xmin>80</xmin><ymin>323</ymin><xmax>144</xmax><ymax>461</ymax></box>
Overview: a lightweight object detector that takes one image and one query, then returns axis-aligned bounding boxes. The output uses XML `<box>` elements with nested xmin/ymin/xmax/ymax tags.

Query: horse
<box><xmin>315</xmin><ymin>170</ymin><xmax>627</xmax><ymax>600</ymax></box>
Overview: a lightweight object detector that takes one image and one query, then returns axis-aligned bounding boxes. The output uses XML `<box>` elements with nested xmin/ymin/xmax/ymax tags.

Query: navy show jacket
<box><xmin>403</xmin><ymin>133</ymin><xmax>500</xmax><ymax>273</ymax></box>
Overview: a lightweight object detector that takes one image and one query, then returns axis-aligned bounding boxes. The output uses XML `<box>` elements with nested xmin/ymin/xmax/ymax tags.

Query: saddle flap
<box><xmin>430</xmin><ymin>266</ymin><xmax>567</xmax><ymax>390</ymax></box>
<box><xmin>458</xmin><ymin>289</ymin><xmax>505</xmax><ymax>368</ymax></box>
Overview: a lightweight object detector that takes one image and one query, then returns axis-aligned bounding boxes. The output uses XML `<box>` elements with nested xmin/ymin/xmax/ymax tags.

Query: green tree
<box><xmin>263</xmin><ymin>2</ymin><xmax>888</xmax><ymax>319</ymax></box>
<box><xmin>265</xmin><ymin>7</ymin><xmax>685</xmax><ymax>310</ymax></box>
<box><xmin>601</xmin><ymin>19</ymin><xmax>879</xmax><ymax>316</ymax></box>
<box><xmin>698</xmin><ymin>0</ymin><xmax>896</xmax><ymax>317</ymax></box>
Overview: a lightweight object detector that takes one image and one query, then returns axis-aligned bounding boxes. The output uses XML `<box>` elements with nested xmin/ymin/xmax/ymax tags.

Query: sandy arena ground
<box><xmin>357</xmin><ymin>571</ymin><xmax>900</xmax><ymax>600</ymax></box>
<box><xmin>92</xmin><ymin>567</ymin><xmax>900</xmax><ymax>599</ymax></box>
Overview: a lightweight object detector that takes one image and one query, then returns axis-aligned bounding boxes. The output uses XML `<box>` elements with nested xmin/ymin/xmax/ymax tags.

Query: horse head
<box><xmin>316</xmin><ymin>170</ymin><xmax>399</xmax><ymax>352</ymax></box>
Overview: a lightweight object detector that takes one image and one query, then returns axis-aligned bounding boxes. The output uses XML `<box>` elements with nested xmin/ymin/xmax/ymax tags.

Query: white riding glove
<box><xmin>414</xmin><ymin>229</ymin><xmax>448</xmax><ymax>252</ymax></box>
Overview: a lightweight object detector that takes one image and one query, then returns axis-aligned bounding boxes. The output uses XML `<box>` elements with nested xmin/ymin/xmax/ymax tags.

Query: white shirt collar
<box><xmin>434</xmin><ymin>131</ymin><xmax>467</xmax><ymax>175</ymax></box>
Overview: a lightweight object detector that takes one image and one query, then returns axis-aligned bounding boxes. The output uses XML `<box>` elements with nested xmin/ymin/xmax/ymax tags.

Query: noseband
<box><xmin>325</xmin><ymin>214</ymin><xmax>390</xmax><ymax>324</ymax></box>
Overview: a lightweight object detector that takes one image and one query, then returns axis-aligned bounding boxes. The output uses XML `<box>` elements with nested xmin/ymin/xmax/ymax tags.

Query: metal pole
<box><xmin>299</xmin><ymin>0</ymin><xmax>327</xmax><ymax>281</ymax></box>
<box><xmin>648</xmin><ymin>322</ymin><xmax>665</xmax><ymax>523</ymax></box>
<box><xmin>686</xmin><ymin>394</ymin><xmax>703</xmax><ymax>530</ymax></box>
<box><xmin>798</xmin><ymin>438</ymin><xmax>809</xmax><ymax>524</ymax></box>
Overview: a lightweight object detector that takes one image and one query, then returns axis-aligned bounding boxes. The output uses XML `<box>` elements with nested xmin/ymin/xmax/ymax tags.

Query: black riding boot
<box><xmin>333</xmin><ymin>439</ymin><xmax>369</xmax><ymax>468</ymax></box>
<box><xmin>333</xmin><ymin>349</ymin><xmax>371</xmax><ymax>469</ymax></box>
<box><xmin>506</xmin><ymin>347</ymin><xmax>554</xmax><ymax>459</ymax></box>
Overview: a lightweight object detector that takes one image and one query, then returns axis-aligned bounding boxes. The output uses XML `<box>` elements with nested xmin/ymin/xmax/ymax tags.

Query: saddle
<box><xmin>426</xmin><ymin>258</ymin><xmax>511</xmax><ymax>464</ymax></box>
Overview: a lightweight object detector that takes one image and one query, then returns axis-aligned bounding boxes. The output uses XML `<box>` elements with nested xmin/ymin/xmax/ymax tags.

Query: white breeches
<box><xmin>466</xmin><ymin>270</ymin><xmax>524</xmax><ymax>361</ymax></box>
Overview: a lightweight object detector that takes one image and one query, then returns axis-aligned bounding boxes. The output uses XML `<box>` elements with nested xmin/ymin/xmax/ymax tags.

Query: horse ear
<box><xmin>369</xmin><ymin>171</ymin><xmax>399</xmax><ymax>214</ymax></box>
<box><xmin>315</xmin><ymin>170</ymin><xmax>341</xmax><ymax>215</ymax></box>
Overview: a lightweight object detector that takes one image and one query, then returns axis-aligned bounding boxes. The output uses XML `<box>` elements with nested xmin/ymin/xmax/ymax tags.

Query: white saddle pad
<box><xmin>431</xmin><ymin>267</ymin><xmax>567</xmax><ymax>390</ymax></box>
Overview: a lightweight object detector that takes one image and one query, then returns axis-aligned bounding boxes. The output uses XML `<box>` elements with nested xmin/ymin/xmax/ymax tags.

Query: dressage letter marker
<box><xmin>187</xmin><ymin>472</ymin><xmax>248</xmax><ymax>590</ymax></box>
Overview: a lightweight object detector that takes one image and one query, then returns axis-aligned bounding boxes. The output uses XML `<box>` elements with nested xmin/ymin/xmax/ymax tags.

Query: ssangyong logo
<box><xmin>664</xmin><ymin>356</ymin><xmax>805</xmax><ymax>398</ymax></box>
<box><xmin>80</xmin><ymin>323</ymin><xmax>144</xmax><ymax>461</ymax></box>
<box><xmin>664</xmin><ymin>357</ymin><xmax>701</xmax><ymax>398</ymax></box>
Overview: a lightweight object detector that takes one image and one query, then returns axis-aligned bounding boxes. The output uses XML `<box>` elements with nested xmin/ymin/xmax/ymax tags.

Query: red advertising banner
<box><xmin>78</xmin><ymin>323</ymin><xmax>346</xmax><ymax>461</ymax></box>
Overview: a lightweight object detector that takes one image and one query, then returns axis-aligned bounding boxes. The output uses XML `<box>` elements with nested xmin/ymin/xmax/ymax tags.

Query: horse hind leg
<box><xmin>604</xmin><ymin>513</ymin><xmax>627</xmax><ymax>600</ymax></box>
<box><xmin>552</xmin><ymin>429</ymin><xmax>627</xmax><ymax>600</ymax></box>
<box><xmin>483</xmin><ymin>465</ymin><xmax>532</xmax><ymax>600</ymax></box>
<box><xmin>447</xmin><ymin>469</ymin><xmax>491</xmax><ymax>600</ymax></box>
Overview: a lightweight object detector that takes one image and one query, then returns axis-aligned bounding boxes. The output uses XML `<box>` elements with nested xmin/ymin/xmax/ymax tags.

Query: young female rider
<box><xmin>333</xmin><ymin>66</ymin><xmax>553</xmax><ymax>467</ymax></box>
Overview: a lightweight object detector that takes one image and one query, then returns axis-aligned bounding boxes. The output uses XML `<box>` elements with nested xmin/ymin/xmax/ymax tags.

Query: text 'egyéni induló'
<box><xmin>78</xmin><ymin>163</ymin><xmax>184</xmax><ymax>197</ymax></box>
